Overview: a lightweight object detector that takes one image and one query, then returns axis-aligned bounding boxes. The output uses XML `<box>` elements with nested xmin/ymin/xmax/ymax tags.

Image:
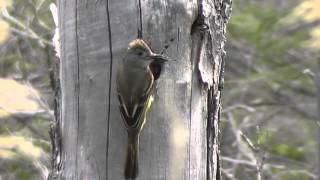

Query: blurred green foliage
<box><xmin>275</xmin><ymin>143</ymin><xmax>304</xmax><ymax>161</ymax></box>
<box><xmin>222</xmin><ymin>0</ymin><xmax>319</xmax><ymax>179</ymax></box>
<box><xmin>0</xmin><ymin>0</ymin><xmax>54</xmax><ymax>179</ymax></box>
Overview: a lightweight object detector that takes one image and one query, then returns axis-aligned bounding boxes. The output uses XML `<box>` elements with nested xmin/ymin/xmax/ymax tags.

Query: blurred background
<box><xmin>0</xmin><ymin>0</ymin><xmax>54</xmax><ymax>179</ymax></box>
<box><xmin>0</xmin><ymin>0</ymin><xmax>319</xmax><ymax>179</ymax></box>
<box><xmin>222</xmin><ymin>0</ymin><xmax>320</xmax><ymax>179</ymax></box>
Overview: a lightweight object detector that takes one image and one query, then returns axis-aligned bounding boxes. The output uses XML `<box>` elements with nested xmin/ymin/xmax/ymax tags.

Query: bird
<box><xmin>116</xmin><ymin>39</ymin><xmax>171</xmax><ymax>179</ymax></box>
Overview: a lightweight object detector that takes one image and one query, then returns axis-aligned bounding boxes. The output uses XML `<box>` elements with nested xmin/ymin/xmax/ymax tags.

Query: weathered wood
<box><xmin>51</xmin><ymin>0</ymin><xmax>232</xmax><ymax>179</ymax></box>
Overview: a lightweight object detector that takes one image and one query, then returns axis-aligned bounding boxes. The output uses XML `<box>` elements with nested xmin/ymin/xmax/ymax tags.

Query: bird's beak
<box><xmin>150</xmin><ymin>53</ymin><xmax>174</xmax><ymax>62</ymax></box>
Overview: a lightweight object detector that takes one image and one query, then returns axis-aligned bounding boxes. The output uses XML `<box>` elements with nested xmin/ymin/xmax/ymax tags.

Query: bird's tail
<box><xmin>125</xmin><ymin>133</ymin><xmax>139</xmax><ymax>179</ymax></box>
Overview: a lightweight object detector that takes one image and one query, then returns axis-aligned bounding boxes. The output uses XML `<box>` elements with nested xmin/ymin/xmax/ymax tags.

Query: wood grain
<box><xmin>55</xmin><ymin>0</ymin><xmax>231</xmax><ymax>179</ymax></box>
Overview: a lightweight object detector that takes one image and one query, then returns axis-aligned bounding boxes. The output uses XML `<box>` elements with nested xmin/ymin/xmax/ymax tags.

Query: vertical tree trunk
<box><xmin>49</xmin><ymin>0</ymin><xmax>231</xmax><ymax>179</ymax></box>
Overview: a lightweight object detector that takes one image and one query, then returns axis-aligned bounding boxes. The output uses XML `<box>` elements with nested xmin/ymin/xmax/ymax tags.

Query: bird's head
<box><xmin>126</xmin><ymin>39</ymin><xmax>170</xmax><ymax>66</ymax></box>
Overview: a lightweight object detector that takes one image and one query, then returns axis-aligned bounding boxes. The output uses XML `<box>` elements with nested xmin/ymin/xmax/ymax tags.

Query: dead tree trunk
<box><xmin>49</xmin><ymin>0</ymin><xmax>231</xmax><ymax>179</ymax></box>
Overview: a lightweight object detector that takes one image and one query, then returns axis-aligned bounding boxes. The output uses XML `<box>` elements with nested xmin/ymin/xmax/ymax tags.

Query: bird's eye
<box><xmin>137</xmin><ymin>52</ymin><xmax>143</xmax><ymax>56</ymax></box>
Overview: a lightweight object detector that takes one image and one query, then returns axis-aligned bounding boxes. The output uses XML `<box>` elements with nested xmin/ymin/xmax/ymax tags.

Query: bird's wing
<box><xmin>117</xmin><ymin>69</ymin><xmax>154</xmax><ymax>129</ymax></box>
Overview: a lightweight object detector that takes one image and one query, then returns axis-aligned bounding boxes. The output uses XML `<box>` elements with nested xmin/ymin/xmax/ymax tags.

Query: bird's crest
<box><xmin>128</xmin><ymin>39</ymin><xmax>151</xmax><ymax>52</ymax></box>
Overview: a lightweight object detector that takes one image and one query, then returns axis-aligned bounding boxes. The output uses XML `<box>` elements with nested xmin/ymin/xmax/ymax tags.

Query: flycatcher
<box><xmin>116</xmin><ymin>39</ymin><xmax>171</xmax><ymax>179</ymax></box>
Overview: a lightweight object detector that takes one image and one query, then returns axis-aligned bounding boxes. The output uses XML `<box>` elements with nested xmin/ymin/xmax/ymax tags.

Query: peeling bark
<box><xmin>191</xmin><ymin>0</ymin><xmax>231</xmax><ymax>179</ymax></box>
<box><xmin>48</xmin><ymin>58</ymin><xmax>62</xmax><ymax>180</ymax></box>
